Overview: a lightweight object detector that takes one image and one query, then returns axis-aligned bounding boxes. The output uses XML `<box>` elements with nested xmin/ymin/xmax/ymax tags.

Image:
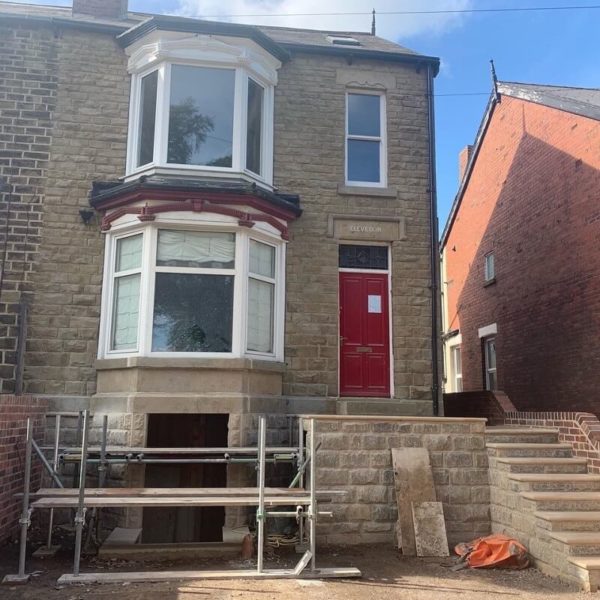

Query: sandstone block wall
<box><xmin>312</xmin><ymin>417</ymin><xmax>490</xmax><ymax>547</ymax></box>
<box><xmin>276</xmin><ymin>54</ymin><xmax>434</xmax><ymax>404</ymax></box>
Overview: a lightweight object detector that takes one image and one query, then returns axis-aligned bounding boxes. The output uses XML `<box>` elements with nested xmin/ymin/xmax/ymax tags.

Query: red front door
<box><xmin>339</xmin><ymin>272</ymin><xmax>390</xmax><ymax>397</ymax></box>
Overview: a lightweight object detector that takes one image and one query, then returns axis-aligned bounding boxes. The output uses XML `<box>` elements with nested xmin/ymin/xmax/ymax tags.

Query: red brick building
<box><xmin>441</xmin><ymin>82</ymin><xmax>600</xmax><ymax>412</ymax></box>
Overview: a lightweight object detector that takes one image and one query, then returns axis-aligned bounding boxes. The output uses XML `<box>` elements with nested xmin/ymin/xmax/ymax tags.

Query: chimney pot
<box><xmin>72</xmin><ymin>0</ymin><xmax>127</xmax><ymax>19</ymax></box>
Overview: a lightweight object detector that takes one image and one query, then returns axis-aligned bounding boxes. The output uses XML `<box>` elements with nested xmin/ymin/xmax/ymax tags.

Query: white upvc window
<box><xmin>451</xmin><ymin>345</ymin><xmax>463</xmax><ymax>392</ymax></box>
<box><xmin>99</xmin><ymin>221</ymin><xmax>285</xmax><ymax>361</ymax></box>
<box><xmin>485</xmin><ymin>252</ymin><xmax>495</xmax><ymax>281</ymax></box>
<box><xmin>345</xmin><ymin>91</ymin><xmax>387</xmax><ymax>187</ymax></box>
<box><xmin>127</xmin><ymin>62</ymin><xmax>275</xmax><ymax>185</ymax></box>
<box><xmin>484</xmin><ymin>337</ymin><xmax>497</xmax><ymax>391</ymax></box>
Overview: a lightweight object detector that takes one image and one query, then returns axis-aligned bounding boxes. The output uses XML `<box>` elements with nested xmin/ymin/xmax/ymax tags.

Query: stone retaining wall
<box><xmin>312</xmin><ymin>416</ymin><xmax>490</xmax><ymax>547</ymax></box>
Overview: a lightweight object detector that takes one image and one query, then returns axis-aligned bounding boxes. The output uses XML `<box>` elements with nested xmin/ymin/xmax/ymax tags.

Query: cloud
<box><xmin>173</xmin><ymin>0</ymin><xmax>473</xmax><ymax>42</ymax></box>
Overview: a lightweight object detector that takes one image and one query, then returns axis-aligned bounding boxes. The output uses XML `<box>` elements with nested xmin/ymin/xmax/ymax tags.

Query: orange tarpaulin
<box><xmin>454</xmin><ymin>534</ymin><xmax>529</xmax><ymax>569</ymax></box>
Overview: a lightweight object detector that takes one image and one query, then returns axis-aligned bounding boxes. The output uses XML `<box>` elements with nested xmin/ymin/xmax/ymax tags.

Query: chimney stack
<box><xmin>458</xmin><ymin>145</ymin><xmax>473</xmax><ymax>183</ymax></box>
<box><xmin>72</xmin><ymin>0</ymin><xmax>127</xmax><ymax>19</ymax></box>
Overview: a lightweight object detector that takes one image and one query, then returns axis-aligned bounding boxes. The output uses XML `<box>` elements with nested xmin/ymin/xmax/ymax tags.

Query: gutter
<box><xmin>426</xmin><ymin>64</ymin><xmax>441</xmax><ymax>416</ymax></box>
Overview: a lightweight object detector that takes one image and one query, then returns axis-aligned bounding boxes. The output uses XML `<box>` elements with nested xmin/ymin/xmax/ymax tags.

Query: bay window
<box><xmin>101</xmin><ymin>223</ymin><xmax>284</xmax><ymax>360</ymax></box>
<box><xmin>126</xmin><ymin>41</ymin><xmax>277</xmax><ymax>185</ymax></box>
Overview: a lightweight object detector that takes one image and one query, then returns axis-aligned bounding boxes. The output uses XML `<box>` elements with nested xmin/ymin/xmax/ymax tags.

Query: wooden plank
<box><xmin>411</xmin><ymin>502</ymin><xmax>449</xmax><ymax>557</ymax></box>
<box><xmin>53</xmin><ymin>446</ymin><xmax>299</xmax><ymax>455</ymax></box>
<box><xmin>57</xmin><ymin>567</ymin><xmax>362</xmax><ymax>585</ymax></box>
<box><xmin>32</xmin><ymin>495</ymin><xmax>314</xmax><ymax>509</ymax></box>
<box><xmin>31</xmin><ymin>487</ymin><xmax>307</xmax><ymax>498</ymax></box>
<box><xmin>390</xmin><ymin>447</ymin><xmax>436</xmax><ymax>556</ymax></box>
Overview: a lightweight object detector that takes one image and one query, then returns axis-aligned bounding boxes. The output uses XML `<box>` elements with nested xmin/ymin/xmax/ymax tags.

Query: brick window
<box><xmin>484</xmin><ymin>337</ymin><xmax>497</xmax><ymax>390</ymax></box>
<box><xmin>484</xmin><ymin>252</ymin><xmax>495</xmax><ymax>282</ymax></box>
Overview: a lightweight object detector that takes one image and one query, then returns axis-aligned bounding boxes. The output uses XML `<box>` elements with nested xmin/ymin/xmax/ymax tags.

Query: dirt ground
<box><xmin>0</xmin><ymin>542</ymin><xmax>592</xmax><ymax>600</ymax></box>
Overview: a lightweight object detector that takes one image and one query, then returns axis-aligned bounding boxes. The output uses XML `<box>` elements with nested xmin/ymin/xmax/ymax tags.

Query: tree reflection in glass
<box><xmin>167</xmin><ymin>65</ymin><xmax>235</xmax><ymax>167</ymax></box>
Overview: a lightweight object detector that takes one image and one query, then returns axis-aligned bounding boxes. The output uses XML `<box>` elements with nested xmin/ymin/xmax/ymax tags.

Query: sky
<box><xmin>6</xmin><ymin>0</ymin><xmax>600</xmax><ymax>230</ymax></box>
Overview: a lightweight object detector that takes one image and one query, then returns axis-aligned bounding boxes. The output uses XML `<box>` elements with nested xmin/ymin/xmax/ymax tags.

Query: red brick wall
<box><xmin>505</xmin><ymin>412</ymin><xmax>600</xmax><ymax>474</ymax></box>
<box><xmin>444</xmin><ymin>390</ymin><xmax>516</xmax><ymax>424</ymax></box>
<box><xmin>0</xmin><ymin>395</ymin><xmax>46</xmax><ymax>545</ymax></box>
<box><xmin>444</xmin><ymin>95</ymin><xmax>600</xmax><ymax>412</ymax></box>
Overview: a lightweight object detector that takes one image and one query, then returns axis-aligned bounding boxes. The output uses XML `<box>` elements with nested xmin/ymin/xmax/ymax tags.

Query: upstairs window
<box><xmin>346</xmin><ymin>92</ymin><xmax>386</xmax><ymax>187</ymax></box>
<box><xmin>126</xmin><ymin>37</ymin><xmax>278</xmax><ymax>185</ymax></box>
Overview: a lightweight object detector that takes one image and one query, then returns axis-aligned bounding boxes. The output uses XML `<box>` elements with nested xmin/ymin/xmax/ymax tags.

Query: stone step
<box><xmin>485</xmin><ymin>427</ymin><xmax>559</xmax><ymax>444</ymax></box>
<box><xmin>547</xmin><ymin>531</ymin><xmax>600</xmax><ymax>556</ymax></box>
<box><xmin>567</xmin><ymin>557</ymin><xmax>600</xmax><ymax>592</ymax></box>
<box><xmin>536</xmin><ymin>511</ymin><xmax>600</xmax><ymax>532</ymax></box>
<box><xmin>486</xmin><ymin>442</ymin><xmax>573</xmax><ymax>458</ymax></box>
<box><xmin>491</xmin><ymin>457</ymin><xmax>588</xmax><ymax>474</ymax></box>
<box><xmin>507</xmin><ymin>474</ymin><xmax>600</xmax><ymax>493</ymax></box>
<box><xmin>521</xmin><ymin>492</ymin><xmax>600</xmax><ymax>512</ymax></box>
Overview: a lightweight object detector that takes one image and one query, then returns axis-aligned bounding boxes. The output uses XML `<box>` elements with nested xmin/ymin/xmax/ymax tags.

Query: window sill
<box><xmin>483</xmin><ymin>277</ymin><xmax>497</xmax><ymax>288</ymax></box>
<box><xmin>96</xmin><ymin>356</ymin><xmax>286</xmax><ymax>372</ymax></box>
<box><xmin>337</xmin><ymin>183</ymin><xmax>396</xmax><ymax>198</ymax></box>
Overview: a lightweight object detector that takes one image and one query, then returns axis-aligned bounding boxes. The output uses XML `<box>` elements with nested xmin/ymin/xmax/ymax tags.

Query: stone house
<box><xmin>441</xmin><ymin>82</ymin><xmax>600</xmax><ymax>412</ymax></box>
<box><xmin>0</xmin><ymin>0</ymin><xmax>440</xmax><ymax>541</ymax></box>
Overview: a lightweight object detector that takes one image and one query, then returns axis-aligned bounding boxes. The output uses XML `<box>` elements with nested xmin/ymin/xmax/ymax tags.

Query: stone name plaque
<box><xmin>328</xmin><ymin>215</ymin><xmax>405</xmax><ymax>241</ymax></box>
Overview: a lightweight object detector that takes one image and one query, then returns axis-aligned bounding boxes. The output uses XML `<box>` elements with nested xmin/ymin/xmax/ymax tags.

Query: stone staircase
<box><xmin>487</xmin><ymin>426</ymin><xmax>600</xmax><ymax>591</ymax></box>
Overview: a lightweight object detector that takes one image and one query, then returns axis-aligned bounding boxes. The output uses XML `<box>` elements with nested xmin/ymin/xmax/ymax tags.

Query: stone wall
<box><xmin>0</xmin><ymin>394</ymin><xmax>47</xmax><ymax>545</ymax></box>
<box><xmin>0</xmin><ymin>23</ymin><xmax>58</xmax><ymax>393</ymax></box>
<box><xmin>312</xmin><ymin>416</ymin><xmax>490</xmax><ymax>547</ymax></box>
<box><xmin>274</xmin><ymin>54</ymin><xmax>434</xmax><ymax>409</ymax></box>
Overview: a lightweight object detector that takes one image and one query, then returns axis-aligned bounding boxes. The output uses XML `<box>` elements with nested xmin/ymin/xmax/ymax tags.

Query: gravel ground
<box><xmin>0</xmin><ymin>543</ymin><xmax>591</xmax><ymax>600</ymax></box>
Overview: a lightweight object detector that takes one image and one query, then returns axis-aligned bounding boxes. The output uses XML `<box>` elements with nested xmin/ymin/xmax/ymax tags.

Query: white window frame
<box><xmin>98</xmin><ymin>218</ymin><xmax>285</xmax><ymax>362</ymax></box>
<box><xmin>345</xmin><ymin>90</ymin><xmax>387</xmax><ymax>188</ymax></box>
<box><xmin>126</xmin><ymin>62</ymin><xmax>275</xmax><ymax>187</ymax></box>
<box><xmin>485</xmin><ymin>251</ymin><xmax>495</xmax><ymax>281</ymax></box>
<box><xmin>451</xmin><ymin>345</ymin><xmax>463</xmax><ymax>392</ymax></box>
<box><xmin>484</xmin><ymin>336</ymin><xmax>497</xmax><ymax>391</ymax></box>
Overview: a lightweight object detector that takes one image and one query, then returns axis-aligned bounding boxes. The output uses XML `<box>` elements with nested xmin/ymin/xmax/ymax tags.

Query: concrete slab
<box><xmin>412</xmin><ymin>501</ymin><xmax>449</xmax><ymax>557</ymax></box>
<box><xmin>391</xmin><ymin>447</ymin><xmax>436</xmax><ymax>556</ymax></box>
<box><xmin>32</xmin><ymin>545</ymin><xmax>61</xmax><ymax>558</ymax></box>
<box><xmin>2</xmin><ymin>574</ymin><xmax>31</xmax><ymax>585</ymax></box>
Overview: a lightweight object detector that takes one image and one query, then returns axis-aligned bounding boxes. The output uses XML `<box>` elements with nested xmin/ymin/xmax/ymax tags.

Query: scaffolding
<box><xmin>2</xmin><ymin>411</ymin><xmax>361</xmax><ymax>585</ymax></box>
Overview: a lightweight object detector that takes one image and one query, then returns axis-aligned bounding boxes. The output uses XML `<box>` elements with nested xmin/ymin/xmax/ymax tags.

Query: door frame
<box><xmin>338</xmin><ymin>242</ymin><xmax>394</xmax><ymax>398</ymax></box>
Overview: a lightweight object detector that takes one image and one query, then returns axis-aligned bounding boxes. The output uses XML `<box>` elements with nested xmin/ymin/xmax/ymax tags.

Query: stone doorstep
<box><xmin>506</xmin><ymin>473</ymin><xmax>600</xmax><ymax>493</ymax></box>
<box><xmin>490</xmin><ymin>457</ymin><xmax>589</xmax><ymax>474</ymax></box>
<box><xmin>486</xmin><ymin>442</ymin><xmax>572</xmax><ymax>449</ymax></box>
<box><xmin>486</xmin><ymin>443</ymin><xmax>574</xmax><ymax>458</ymax></box>
<box><xmin>485</xmin><ymin>427</ymin><xmax>560</xmax><ymax>435</ymax></box>
<box><xmin>568</xmin><ymin>556</ymin><xmax>600</xmax><ymax>592</ymax></box>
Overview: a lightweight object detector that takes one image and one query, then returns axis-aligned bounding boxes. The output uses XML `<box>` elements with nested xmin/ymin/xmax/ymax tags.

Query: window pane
<box><xmin>116</xmin><ymin>234</ymin><xmax>142</xmax><ymax>272</ymax></box>
<box><xmin>248</xmin><ymin>278</ymin><xmax>274</xmax><ymax>353</ymax></box>
<box><xmin>486</xmin><ymin>339</ymin><xmax>496</xmax><ymax>369</ymax></box>
<box><xmin>246</xmin><ymin>79</ymin><xmax>263</xmax><ymax>175</ymax></box>
<box><xmin>167</xmin><ymin>65</ymin><xmax>235</xmax><ymax>167</ymax></box>
<box><xmin>157</xmin><ymin>230</ymin><xmax>235</xmax><ymax>269</ymax></box>
<box><xmin>339</xmin><ymin>245</ymin><xmax>388</xmax><ymax>270</ymax></box>
<box><xmin>137</xmin><ymin>70</ymin><xmax>158</xmax><ymax>167</ymax></box>
<box><xmin>485</xmin><ymin>253</ymin><xmax>495</xmax><ymax>279</ymax></box>
<box><xmin>348</xmin><ymin>139</ymin><xmax>380</xmax><ymax>183</ymax></box>
<box><xmin>249</xmin><ymin>240</ymin><xmax>274</xmax><ymax>278</ymax></box>
<box><xmin>348</xmin><ymin>93</ymin><xmax>380</xmax><ymax>137</ymax></box>
<box><xmin>454</xmin><ymin>347</ymin><xmax>462</xmax><ymax>375</ymax></box>
<box><xmin>488</xmin><ymin>370</ymin><xmax>497</xmax><ymax>391</ymax></box>
<box><xmin>111</xmin><ymin>274</ymin><xmax>140</xmax><ymax>350</ymax></box>
<box><xmin>152</xmin><ymin>273</ymin><xmax>233</xmax><ymax>352</ymax></box>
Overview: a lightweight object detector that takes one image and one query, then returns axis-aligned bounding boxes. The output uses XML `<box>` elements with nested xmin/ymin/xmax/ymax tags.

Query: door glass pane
<box><xmin>157</xmin><ymin>230</ymin><xmax>235</xmax><ymax>269</ymax></box>
<box><xmin>111</xmin><ymin>274</ymin><xmax>140</xmax><ymax>350</ymax></box>
<box><xmin>249</xmin><ymin>240</ymin><xmax>275</xmax><ymax>278</ymax></box>
<box><xmin>137</xmin><ymin>70</ymin><xmax>158</xmax><ymax>167</ymax></box>
<box><xmin>167</xmin><ymin>65</ymin><xmax>235</xmax><ymax>167</ymax></box>
<box><xmin>339</xmin><ymin>245</ymin><xmax>388</xmax><ymax>270</ymax></box>
<box><xmin>152</xmin><ymin>273</ymin><xmax>234</xmax><ymax>352</ymax></box>
<box><xmin>116</xmin><ymin>234</ymin><xmax>143</xmax><ymax>272</ymax></box>
<box><xmin>348</xmin><ymin>139</ymin><xmax>380</xmax><ymax>183</ymax></box>
<box><xmin>348</xmin><ymin>93</ymin><xmax>380</xmax><ymax>136</ymax></box>
<box><xmin>248</xmin><ymin>278</ymin><xmax>274</xmax><ymax>353</ymax></box>
<box><xmin>246</xmin><ymin>79</ymin><xmax>263</xmax><ymax>175</ymax></box>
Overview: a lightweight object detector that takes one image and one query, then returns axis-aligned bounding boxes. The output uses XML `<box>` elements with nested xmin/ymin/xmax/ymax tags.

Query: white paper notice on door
<box><xmin>368</xmin><ymin>295</ymin><xmax>382</xmax><ymax>313</ymax></box>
